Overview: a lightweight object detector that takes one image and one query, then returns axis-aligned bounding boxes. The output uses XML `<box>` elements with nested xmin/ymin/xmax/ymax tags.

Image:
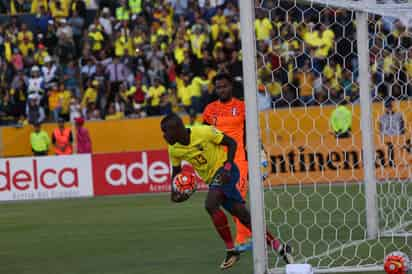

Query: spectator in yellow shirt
<box><xmin>49</xmin><ymin>0</ymin><xmax>69</xmax><ymax>18</ymax></box>
<box><xmin>31</xmin><ymin>0</ymin><xmax>48</xmax><ymax>14</ymax></box>
<box><xmin>316</xmin><ymin>25</ymin><xmax>335</xmax><ymax>58</ymax></box>
<box><xmin>254</xmin><ymin>9</ymin><xmax>273</xmax><ymax>41</ymax></box>
<box><xmin>147</xmin><ymin>78</ymin><xmax>166</xmax><ymax>116</ymax></box>
<box><xmin>190</xmin><ymin>25</ymin><xmax>207</xmax><ymax>59</ymax></box>
<box><xmin>58</xmin><ymin>82</ymin><xmax>72</xmax><ymax>120</ymax></box>
<box><xmin>88</xmin><ymin>24</ymin><xmax>104</xmax><ymax>53</ymax></box>
<box><xmin>48</xmin><ymin>82</ymin><xmax>61</xmax><ymax>121</ymax></box>
<box><xmin>116</xmin><ymin>0</ymin><xmax>130</xmax><ymax>21</ymax></box>
<box><xmin>404</xmin><ymin>51</ymin><xmax>412</xmax><ymax>79</ymax></box>
<box><xmin>323</xmin><ymin>59</ymin><xmax>342</xmax><ymax>91</ymax></box>
<box><xmin>114</xmin><ymin>32</ymin><xmax>128</xmax><ymax>57</ymax></box>
<box><xmin>190</xmin><ymin>74</ymin><xmax>209</xmax><ymax>113</ymax></box>
<box><xmin>211</xmin><ymin>8</ymin><xmax>226</xmax><ymax>26</ymax></box>
<box><xmin>210</xmin><ymin>17</ymin><xmax>220</xmax><ymax>41</ymax></box>
<box><xmin>17</xmin><ymin>23</ymin><xmax>34</xmax><ymax>56</ymax></box>
<box><xmin>81</xmin><ymin>80</ymin><xmax>98</xmax><ymax>107</ymax></box>
<box><xmin>34</xmin><ymin>43</ymin><xmax>49</xmax><ymax>65</ymax></box>
<box><xmin>173</xmin><ymin>39</ymin><xmax>186</xmax><ymax>65</ymax></box>
<box><xmin>9</xmin><ymin>0</ymin><xmax>30</xmax><ymax>14</ymax></box>
<box><xmin>176</xmin><ymin>73</ymin><xmax>192</xmax><ymax>112</ymax></box>
<box><xmin>105</xmin><ymin>102</ymin><xmax>124</xmax><ymax>120</ymax></box>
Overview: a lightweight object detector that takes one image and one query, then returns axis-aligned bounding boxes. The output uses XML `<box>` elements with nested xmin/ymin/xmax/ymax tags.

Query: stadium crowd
<box><xmin>0</xmin><ymin>0</ymin><xmax>411</xmax><ymax>126</ymax></box>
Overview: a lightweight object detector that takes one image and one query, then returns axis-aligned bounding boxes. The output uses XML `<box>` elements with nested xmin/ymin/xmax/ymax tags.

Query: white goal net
<box><xmin>239</xmin><ymin>0</ymin><xmax>412</xmax><ymax>273</ymax></box>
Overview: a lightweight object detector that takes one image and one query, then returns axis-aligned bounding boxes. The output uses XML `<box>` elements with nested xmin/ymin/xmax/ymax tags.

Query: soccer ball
<box><xmin>384</xmin><ymin>251</ymin><xmax>410</xmax><ymax>274</ymax></box>
<box><xmin>172</xmin><ymin>171</ymin><xmax>197</xmax><ymax>195</ymax></box>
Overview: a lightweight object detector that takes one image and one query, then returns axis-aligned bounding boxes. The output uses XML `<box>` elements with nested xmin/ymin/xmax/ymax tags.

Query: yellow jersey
<box><xmin>255</xmin><ymin>18</ymin><xmax>272</xmax><ymax>41</ymax></box>
<box><xmin>82</xmin><ymin>87</ymin><xmax>97</xmax><ymax>107</ymax></box>
<box><xmin>168</xmin><ymin>125</ymin><xmax>227</xmax><ymax>184</ymax></box>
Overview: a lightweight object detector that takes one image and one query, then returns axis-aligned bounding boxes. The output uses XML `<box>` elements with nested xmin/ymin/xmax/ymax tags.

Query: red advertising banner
<box><xmin>92</xmin><ymin>150</ymin><xmax>207</xmax><ymax>196</ymax></box>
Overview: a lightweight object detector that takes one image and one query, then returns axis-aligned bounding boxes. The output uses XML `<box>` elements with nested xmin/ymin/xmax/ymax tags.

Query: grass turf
<box><xmin>0</xmin><ymin>191</ymin><xmax>389</xmax><ymax>274</ymax></box>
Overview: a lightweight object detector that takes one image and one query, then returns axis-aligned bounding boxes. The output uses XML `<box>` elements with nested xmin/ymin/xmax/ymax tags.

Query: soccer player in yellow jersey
<box><xmin>161</xmin><ymin>113</ymin><xmax>293</xmax><ymax>270</ymax></box>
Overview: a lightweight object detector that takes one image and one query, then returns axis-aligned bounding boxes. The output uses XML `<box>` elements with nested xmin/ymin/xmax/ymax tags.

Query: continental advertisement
<box><xmin>1</xmin><ymin>102</ymin><xmax>411</xmax><ymax>186</ymax></box>
<box><xmin>261</xmin><ymin>101</ymin><xmax>412</xmax><ymax>185</ymax></box>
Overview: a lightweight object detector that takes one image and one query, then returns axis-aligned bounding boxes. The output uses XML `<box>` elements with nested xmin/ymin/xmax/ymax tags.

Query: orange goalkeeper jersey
<box><xmin>203</xmin><ymin>98</ymin><xmax>246</xmax><ymax>162</ymax></box>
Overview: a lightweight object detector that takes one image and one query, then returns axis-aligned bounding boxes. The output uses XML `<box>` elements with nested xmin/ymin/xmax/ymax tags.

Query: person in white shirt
<box><xmin>258</xmin><ymin>85</ymin><xmax>272</xmax><ymax>111</ymax></box>
<box><xmin>28</xmin><ymin>66</ymin><xmax>45</xmax><ymax>100</ymax></box>
<box><xmin>198</xmin><ymin>0</ymin><xmax>225</xmax><ymax>8</ymax></box>
<box><xmin>379</xmin><ymin>99</ymin><xmax>405</xmax><ymax>136</ymax></box>
<box><xmin>41</xmin><ymin>56</ymin><xmax>57</xmax><ymax>88</ymax></box>
<box><xmin>99</xmin><ymin>7</ymin><xmax>113</xmax><ymax>36</ymax></box>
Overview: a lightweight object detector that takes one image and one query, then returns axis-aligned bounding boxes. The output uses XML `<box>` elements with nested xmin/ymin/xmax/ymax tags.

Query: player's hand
<box><xmin>171</xmin><ymin>191</ymin><xmax>189</xmax><ymax>203</ymax></box>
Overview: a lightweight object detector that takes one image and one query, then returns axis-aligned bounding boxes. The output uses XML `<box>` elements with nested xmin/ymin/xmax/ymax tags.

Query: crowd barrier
<box><xmin>1</xmin><ymin>116</ymin><xmax>169</xmax><ymax>157</ymax></box>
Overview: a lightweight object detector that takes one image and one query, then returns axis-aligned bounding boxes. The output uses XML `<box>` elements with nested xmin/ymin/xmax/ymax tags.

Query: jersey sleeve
<box><xmin>201</xmin><ymin>125</ymin><xmax>224</xmax><ymax>145</ymax></box>
<box><xmin>168</xmin><ymin>146</ymin><xmax>181</xmax><ymax>167</ymax></box>
<box><xmin>202</xmin><ymin>105</ymin><xmax>213</xmax><ymax>125</ymax></box>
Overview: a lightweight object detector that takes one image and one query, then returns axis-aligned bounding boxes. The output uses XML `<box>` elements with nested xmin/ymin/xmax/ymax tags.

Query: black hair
<box><xmin>160</xmin><ymin>112</ymin><xmax>183</xmax><ymax>126</ymax></box>
<box><xmin>213</xmin><ymin>72</ymin><xmax>234</xmax><ymax>85</ymax></box>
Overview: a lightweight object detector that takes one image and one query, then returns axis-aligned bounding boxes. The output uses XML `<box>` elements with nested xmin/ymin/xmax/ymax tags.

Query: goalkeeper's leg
<box><xmin>229</xmin><ymin>202</ymin><xmax>294</xmax><ymax>264</ymax></box>
<box><xmin>233</xmin><ymin>161</ymin><xmax>252</xmax><ymax>251</ymax></box>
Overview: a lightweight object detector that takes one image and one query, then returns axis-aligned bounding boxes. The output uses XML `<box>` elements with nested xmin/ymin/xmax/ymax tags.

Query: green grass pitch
<box><xmin>0</xmin><ymin>191</ymin><xmax>389</xmax><ymax>274</ymax></box>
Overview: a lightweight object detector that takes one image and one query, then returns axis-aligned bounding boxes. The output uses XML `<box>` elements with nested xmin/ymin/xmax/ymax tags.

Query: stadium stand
<box><xmin>0</xmin><ymin>0</ymin><xmax>411</xmax><ymax>126</ymax></box>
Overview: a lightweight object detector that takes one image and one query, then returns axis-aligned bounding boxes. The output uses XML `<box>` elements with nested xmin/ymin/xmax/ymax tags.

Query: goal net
<box><xmin>240</xmin><ymin>0</ymin><xmax>412</xmax><ymax>273</ymax></box>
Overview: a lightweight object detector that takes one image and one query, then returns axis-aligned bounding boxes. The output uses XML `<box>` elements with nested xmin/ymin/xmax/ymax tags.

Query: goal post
<box><xmin>239</xmin><ymin>1</ymin><xmax>268</xmax><ymax>274</ymax></box>
<box><xmin>239</xmin><ymin>0</ymin><xmax>412</xmax><ymax>273</ymax></box>
<box><xmin>356</xmin><ymin>9</ymin><xmax>379</xmax><ymax>240</ymax></box>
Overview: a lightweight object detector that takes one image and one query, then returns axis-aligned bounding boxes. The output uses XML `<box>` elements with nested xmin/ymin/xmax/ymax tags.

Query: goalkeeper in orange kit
<box><xmin>202</xmin><ymin>73</ymin><xmax>252</xmax><ymax>252</ymax></box>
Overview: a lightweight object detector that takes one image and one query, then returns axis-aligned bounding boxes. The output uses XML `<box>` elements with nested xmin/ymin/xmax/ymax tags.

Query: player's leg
<box><xmin>205</xmin><ymin>188</ymin><xmax>240</xmax><ymax>269</ymax></box>
<box><xmin>205</xmin><ymin>188</ymin><xmax>235</xmax><ymax>250</ymax></box>
<box><xmin>216</xmin><ymin>164</ymin><xmax>293</xmax><ymax>264</ymax></box>
<box><xmin>228</xmin><ymin>202</ymin><xmax>294</xmax><ymax>264</ymax></box>
<box><xmin>233</xmin><ymin>161</ymin><xmax>252</xmax><ymax>251</ymax></box>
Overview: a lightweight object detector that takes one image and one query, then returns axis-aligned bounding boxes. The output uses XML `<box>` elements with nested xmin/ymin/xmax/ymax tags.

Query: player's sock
<box><xmin>267</xmin><ymin>232</ymin><xmax>294</xmax><ymax>263</ymax></box>
<box><xmin>266</xmin><ymin>232</ymin><xmax>281</xmax><ymax>251</ymax></box>
<box><xmin>211</xmin><ymin>209</ymin><xmax>234</xmax><ymax>250</ymax></box>
<box><xmin>240</xmin><ymin>222</ymin><xmax>281</xmax><ymax>250</ymax></box>
<box><xmin>233</xmin><ymin>216</ymin><xmax>252</xmax><ymax>245</ymax></box>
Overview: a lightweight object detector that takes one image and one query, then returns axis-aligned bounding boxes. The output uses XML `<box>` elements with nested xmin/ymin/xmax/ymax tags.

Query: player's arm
<box><xmin>211</xmin><ymin>134</ymin><xmax>237</xmax><ymax>185</ymax></box>
<box><xmin>220</xmin><ymin>134</ymin><xmax>237</xmax><ymax>164</ymax></box>
<box><xmin>170</xmin><ymin>165</ymin><xmax>189</xmax><ymax>203</ymax></box>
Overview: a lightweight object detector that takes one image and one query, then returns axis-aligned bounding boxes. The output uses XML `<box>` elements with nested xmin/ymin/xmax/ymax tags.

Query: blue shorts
<box><xmin>209</xmin><ymin>164</ymin><xmax>244</xmax><ymax>211</ymax></box>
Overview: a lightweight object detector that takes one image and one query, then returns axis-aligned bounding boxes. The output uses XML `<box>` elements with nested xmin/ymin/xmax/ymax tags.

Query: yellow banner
<box><xmin>261</xmin><ymin>101</ymin><xmax>412</xmax><ymax>185</ymax></box>
<box><xmin>1</xmin><ymin>117</ymin><xmax>169</xmax><ymax>157</ymax></box>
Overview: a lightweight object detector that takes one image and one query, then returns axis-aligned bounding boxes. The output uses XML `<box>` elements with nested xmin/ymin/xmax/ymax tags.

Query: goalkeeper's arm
<box><xmin>170</xmin><ymin>165</ymin><xmax>189</xmax><ymax>203</ymax></box>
